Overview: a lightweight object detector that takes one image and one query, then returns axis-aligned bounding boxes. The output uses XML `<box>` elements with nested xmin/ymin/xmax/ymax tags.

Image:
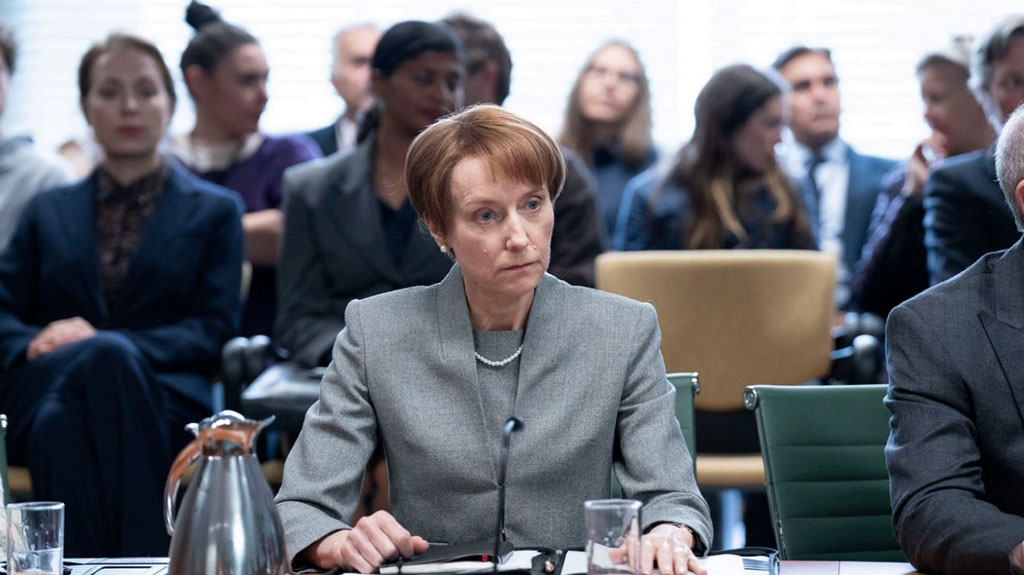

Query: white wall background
<box><xmin>0</xmin><ymin>0</ymin><xmax>1015</xmax><ymax>161</ymax></box>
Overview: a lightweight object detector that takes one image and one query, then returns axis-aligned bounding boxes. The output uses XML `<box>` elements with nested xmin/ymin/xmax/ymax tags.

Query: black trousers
<box><xmin>0</xmin><ymin>332</ymin><xmax>208</xmax><ymax>557</ymax></box>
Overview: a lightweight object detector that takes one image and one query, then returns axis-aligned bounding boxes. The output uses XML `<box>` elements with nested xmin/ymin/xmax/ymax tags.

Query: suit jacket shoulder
<box><xmin>885</xmin><ymin>240</ymin><xmax>1024</xmax><ymax>574</ymax></box>
<box><xmin>305</xmin><ymin>123</ymin><xmax>338</xmax><ymax>157</ymax></box>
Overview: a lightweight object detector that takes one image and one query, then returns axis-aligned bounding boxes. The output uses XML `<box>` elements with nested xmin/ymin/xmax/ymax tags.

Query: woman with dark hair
<box><xmin>276</xmin><ymin>20</ymin><xmax>463</xmax><ymax>368</ymax></box>
<box><xmin>173</xmin><ymin>0</ymin><xmax>321</xmax><ymax>338</ymax></box>
<box><xmin>0</xmin><ymin>33</ymin><xmax>242</xmax><ymax>556</ymax></box>
<box><xmin>616</xmin><ymin>64</ymin><xmax>814</xmax><ymax>251</ymax></box>
<box><xmin>559</xmin><ymin>40</ymin><xmax>657</xmax><ymax>239</ymax></box>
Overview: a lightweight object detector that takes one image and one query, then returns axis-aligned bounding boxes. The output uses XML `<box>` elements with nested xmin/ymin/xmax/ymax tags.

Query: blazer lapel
<box><xmin>114</xmin><ymin>165</ymin><xmax>198</xmax><ymax>319</ymax></box>
<box><xmin>436</xmin><ymin>265</ymin><xmax>496</xmax><ymax>478</ymax></box>
<box><xmin>513</xmin><ymin>274</ymin><xmax>566</xmax><ymax>411</ymax></box>
<box><xmin>332</xmin><ymin>134</ymin><xmax>400</xmax><ymax>283</ymax></box>
<box><xmin>843</xmin><ymin>148</ymin><xmax>873</xmax><ymax>267</ymax></box>
<box><xmin>56</xmin><ymin>175</ymin><xmax>107</xmax><ymax>321</ymax></box>
<box><xmin>979</xmin><ymin>240</ymin><xmax>1024</xmax><ymax>427</ymax></box>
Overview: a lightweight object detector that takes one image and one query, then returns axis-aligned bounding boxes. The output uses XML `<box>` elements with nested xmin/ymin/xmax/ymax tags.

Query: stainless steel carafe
<box><xmin>163</xmin><ymin>410</ymin><xmax>288</xmax><ymax>574</ymax></box>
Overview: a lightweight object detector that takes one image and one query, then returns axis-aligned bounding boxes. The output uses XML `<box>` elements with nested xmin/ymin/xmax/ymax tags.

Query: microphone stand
<box><xmin>494</xmin><ymin>416</ymin><xmax>523</xmax><ymax>572</ymax></box>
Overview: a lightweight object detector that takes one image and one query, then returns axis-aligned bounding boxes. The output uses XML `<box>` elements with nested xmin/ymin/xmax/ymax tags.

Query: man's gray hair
<box><xmin>995</xmin><ymin>104</ymin><xmax>1024</xmax><ymax>231</ymax></box>
<box><xmin>331</xmin><ymin>22</ymin><xmax>379</xmax><ymax>68</ymax></box>
<box><xmin>973</xmin><ymin>15</ymin><xmax>1024</xmax><ymax>127</ymax></box>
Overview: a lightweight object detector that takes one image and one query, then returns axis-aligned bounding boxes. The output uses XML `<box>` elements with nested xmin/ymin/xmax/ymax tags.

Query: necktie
<box><xmin>805</xmin><ymin>153</ymin><xmax>826</xmax><ymax>241</ymax></box>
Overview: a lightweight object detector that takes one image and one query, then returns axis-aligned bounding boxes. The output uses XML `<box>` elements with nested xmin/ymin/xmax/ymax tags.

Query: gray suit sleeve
<box><xmin>276</xmin><ymin>168</ymin><xmax>347</xmax><ymax>366</ymax></box>
<box><xmin>616</xmin><ymin>303</ymin><xmax>713</xmax><ymax>553</ymax></box>
<box><xmin>885</xmin><ymin>304</ymin><xmax>1024</xmax><ymax>574</ymax></box>
<box><xmin>275</xmin><ymin>300</ymin><xmax>378</xmax><ymax>565</ymax></box>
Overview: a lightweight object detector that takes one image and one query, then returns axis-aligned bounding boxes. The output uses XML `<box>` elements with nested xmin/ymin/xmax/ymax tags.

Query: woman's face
<box><xmin>195</xmin><ymin>43</ymin><xmax>269</xmax><ymax>138</ymax></box>
<box><xmin>731</xmin><ymin>96</ymin><xmax>783</xmax><ymax>174</ymax></box>
<box><xmin>82</xmin><ymin>47</ymin><xmax>173</xmax><ymax>161</ymax></box>
<box><xmin>578</xmin><ymin>44</ymin><xmax>642</xmax><ymax>124</ymax></box>
<box><xmin>989</xmin><ymin>35</ymin><xmax>1024</xmax><ymax>122</ymax></box>
<box><xmin>375</xmin><ymin>50</ymin><xmax>462</xmax><ymax>137</ymax></box>
<box><xmin>435</xmin><ymin>156</ymin><xmax>553</xmax><ymax>305</ymax></box>
<box><xmin>919</xmin><ymin>62</ymin><xmax>985</xmax><ymax>157</ymax></box>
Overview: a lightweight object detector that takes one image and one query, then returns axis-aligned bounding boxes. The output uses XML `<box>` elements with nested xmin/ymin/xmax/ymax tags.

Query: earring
<box><xmin>440</xmin><ymin>244</ymin><xmax>449</xmax><ymax>254</ymax></box>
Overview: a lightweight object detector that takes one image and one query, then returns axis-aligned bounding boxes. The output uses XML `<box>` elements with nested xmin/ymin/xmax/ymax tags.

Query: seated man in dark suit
<box><xmin>924</xmin><ymin>15</ymin><xmax>1024</xmax><ymax>285</ymax></box>
<box><xmin>886</xmin><ymin>105</ymin><xmax>1024</xmax><ymax>574</ymax></box>
<box><xmin>773</xmin><ymin>46</ymin><xmax>897</xmax><ymax>310</ymax></box>
<box><xmin>306</xmin><ymin>23</ymin><xmax>381</xmax><ymax>157</ymax></box>
<box><xmin>440</xmin><ymin>12</ymin><xmax>605</xmax><ymax>287</ymax></box>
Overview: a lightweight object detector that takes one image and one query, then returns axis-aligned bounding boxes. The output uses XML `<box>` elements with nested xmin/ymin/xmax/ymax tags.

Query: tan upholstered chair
<box><xmin>595</xmin><ymin>250</ymin><xmax>837</xmax><ymax>488</ymax></box>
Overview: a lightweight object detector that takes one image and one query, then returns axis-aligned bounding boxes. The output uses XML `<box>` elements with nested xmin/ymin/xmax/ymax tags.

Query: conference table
<box><xmin>780</xmin><ymin>562</ymin><xmax>921</xmax><ymax>574</ymax></box>
<box><xmin>56</xmin><ymin>558</ymin><xmax>924</xmax><ymax>574</ymax></box>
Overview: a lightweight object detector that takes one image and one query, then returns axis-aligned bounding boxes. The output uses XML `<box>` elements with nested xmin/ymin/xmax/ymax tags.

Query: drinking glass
<box><xmin>584</xmin><ymin>499</ymin><xmax>642</xmax><ymax>575</ymax></box>
<box><xmin>6</xmin><ymin>502</ymin><xmax>64</xmax><ymax>575</ymax></box>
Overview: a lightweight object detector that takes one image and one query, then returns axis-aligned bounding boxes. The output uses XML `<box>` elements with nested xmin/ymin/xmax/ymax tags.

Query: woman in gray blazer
<box><xmin>275</xmin><ymin>106</ymin><xmax>712</xmax><ymax>574</ymax></box>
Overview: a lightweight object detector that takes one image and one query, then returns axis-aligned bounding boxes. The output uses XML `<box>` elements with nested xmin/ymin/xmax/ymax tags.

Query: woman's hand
<box><xmin>304</xmin><ymin>511</ymin><xmax>429</xmax><ymax>573</ymax></box>
<box><xmin>27</xmin><ymin>316</ymin><xmax>97</xmax><ymax>361</ymax></box>
<box><xmin>640</xmin><ymin>524</ymin><xmax>705</xmax><ymax>575</ymax></box>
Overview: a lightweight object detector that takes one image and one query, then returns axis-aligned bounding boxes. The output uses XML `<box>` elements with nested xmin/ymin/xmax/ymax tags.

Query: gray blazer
<box><xmin>276</xmin><ymin>133</ymin><xmax>454</xmax><ymax>366</ymax></box>
<box><xmin>276</xmin><ymin>266</ymin><xmax>712</xmax><ymax>563</ymax></box>
<box><xmin>885</xmin><ymin>238</ymin><xmax>1024</xmax><ymax>574</ymax></box>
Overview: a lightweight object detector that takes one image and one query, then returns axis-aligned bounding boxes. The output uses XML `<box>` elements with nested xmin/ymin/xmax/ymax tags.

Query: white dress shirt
<box><xmin>782</xmin><ymin>137</ymin><xmax>851</xmax><ymax>307</ymax></box>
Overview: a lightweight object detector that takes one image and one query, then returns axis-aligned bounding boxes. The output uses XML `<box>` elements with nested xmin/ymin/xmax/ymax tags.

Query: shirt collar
<box><xmin>96</xmin><ymin>161</ymin><xmax>169</xmax><ymax>202</ymax></box>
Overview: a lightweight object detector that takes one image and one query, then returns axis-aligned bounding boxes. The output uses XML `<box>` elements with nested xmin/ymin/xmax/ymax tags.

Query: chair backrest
<box><xmin>1</xmin><ymin>414</ymin><xmax>10</xmax><ymax>505</ymax></box>
<box><xmin>745</xmin><ymin>384</ymin><xmax>904</xmax><ymax>561</ymax></box>
<box><xmin>596</xmin><ymin>250</ymin><xmax>836</xmax><ymax>412</ymax></box>
<box><xmin>611</xmin><ymin>372</ymin><xmax>698</xmax><ymax>497</ymax></box>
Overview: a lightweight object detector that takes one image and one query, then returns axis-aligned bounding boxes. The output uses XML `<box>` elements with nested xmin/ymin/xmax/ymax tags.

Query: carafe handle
<box><xmin>163</xmin><ymin>438</ymin><xmax>201</xmax><ymax>536</ymax></box>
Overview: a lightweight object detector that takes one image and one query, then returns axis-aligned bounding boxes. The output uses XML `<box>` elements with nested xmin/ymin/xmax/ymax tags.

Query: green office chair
<box><xmin>611</xmin><ymin>372</ymin><xmax>698</xmax><ymax>497</ymax></box>
<box><xmin>744</xmin><ymin>384</ymin><xmax>904</xmax><ymax>561</ymax></box>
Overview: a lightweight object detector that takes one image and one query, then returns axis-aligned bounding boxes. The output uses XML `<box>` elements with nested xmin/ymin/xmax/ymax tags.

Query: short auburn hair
<box><xmin>406</xmin><ymin>104</ymin><xmax>565</xmax><ymax>236</ymax></box>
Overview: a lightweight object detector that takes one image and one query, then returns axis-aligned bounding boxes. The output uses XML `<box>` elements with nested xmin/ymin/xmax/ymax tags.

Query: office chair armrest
<box><xmin>221</xmin><ymin>335</ymin><xmax>275</xmax><ymax>411</ymax></box>
<box><xmin>828</xmin><ymin>334</ymin><xmax>881</xmax><ymax>385</ymax></box>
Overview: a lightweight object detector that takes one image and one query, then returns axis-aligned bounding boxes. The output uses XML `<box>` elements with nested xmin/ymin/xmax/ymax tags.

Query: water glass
<box><xmin>6</xmin><ymin>502</ymin><xmax>64</xmax><ymax>575</ymax></box>
<box><xmin>584</xmin><ymin>499</ymin><xmax>642</xmax><ymax>575</ymax></box>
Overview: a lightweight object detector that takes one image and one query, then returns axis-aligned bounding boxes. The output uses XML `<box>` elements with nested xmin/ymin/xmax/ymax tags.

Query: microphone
<box><xmin>494</xmin><ymin>416</ymin><xmax>524</xmax><ymax>571</ymax></box>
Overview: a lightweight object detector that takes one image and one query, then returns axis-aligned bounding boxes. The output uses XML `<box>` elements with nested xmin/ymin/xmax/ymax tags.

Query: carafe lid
<box><xmin>187</xmin><ymin>410</ymin><xmax>275</xmax><ymax>456</ymax></box>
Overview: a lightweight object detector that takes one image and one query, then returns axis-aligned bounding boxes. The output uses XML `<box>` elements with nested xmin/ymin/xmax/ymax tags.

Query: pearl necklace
<box><xmin>475</xmin><ymin>345</ymin><xmax>524</xmax><ymax>367</ymax></box>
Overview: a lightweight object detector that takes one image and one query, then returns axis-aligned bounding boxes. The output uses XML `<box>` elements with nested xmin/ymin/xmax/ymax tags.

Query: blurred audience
<box><xmin>0</xmin><ymin>33</ymin><xmax>242</xmax><ymax>557</ymax></box>
<box><xmin>773</xmin><ymin>46</ymin><xmax>897</xmax><ymax>310</ymax></box>
<box><xmin>306</xmin><ymin>23</ymin><xmax>381</xmax><ymax>156</ymax></box>
<box><xmin>854</xmin><ymin>38</ymin><xmax>995</xmax><ymax>317</ymax></box>
<box><xmin>441</xmin><ymin>12</ymin><xmax>604</xmax><ymax>286</ymax></box>
<box><xmin>616</xmin><ymin>64</ymin><xmax>814</xmax><ymax>252</ymax></box>
<box><xmin>276</xmin><ymin>20</ymin><xmax>462</xmax><ymax>368</ymax></box>
<box><xmin>885</xmin><ymin>103</ymin><xmax>1024</xmax><ymax>575</ymax></box>
<box><xmin>924</xmin><ymin>15</ymin><xmax>1024</xmax><ymax>285</ymax></box>
<box><xmin>172</xmin><ymin>0</ymin><xmax>321</xmax><ymax>337</ymax></box>
<box><xmin>0</xmin><ymin>24</ymin><xmax>71</xmax><ymax>253</ymax></box>
<box><xmin>559</xmin><ymin>40</ymin><xmax>657</xmax><ymax>240</ymax></box>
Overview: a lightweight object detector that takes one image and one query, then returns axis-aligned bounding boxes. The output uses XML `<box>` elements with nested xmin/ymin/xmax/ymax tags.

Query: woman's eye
<box><xmin>526</xmin><ymin>199</ymin><xmax>541</xmax><ymax>211</ymax></box>
<box><xmin>477</xmin><ymin>210</ymin><xmax>494</xmax><ymax>222</ymax></box>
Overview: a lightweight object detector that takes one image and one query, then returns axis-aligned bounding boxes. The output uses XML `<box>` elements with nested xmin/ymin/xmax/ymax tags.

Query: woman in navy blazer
<box><xmin>0</xmin><ymin>34</ymin><xmax>242</xmax><ymax>557</ymax></box>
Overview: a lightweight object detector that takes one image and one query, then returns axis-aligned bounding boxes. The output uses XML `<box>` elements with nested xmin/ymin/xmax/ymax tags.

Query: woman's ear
<box><xmin>183</xmin><ymin>65</ymin><xmax>209</xmax><ymax>100</ymax></box>
<box><xmin>427</xmin><ymin>223</ymin><xmax>446</xmax><ymax>252</ymax></box>
<box><xmin>370</xmin><ymin>69</ymin><xmax>386</xmax><ymax>103</ymax></box>
<box><xmin>80</xmin><ymin>98</ymin><xmax>91</xmax><ymax>126</ymax></box>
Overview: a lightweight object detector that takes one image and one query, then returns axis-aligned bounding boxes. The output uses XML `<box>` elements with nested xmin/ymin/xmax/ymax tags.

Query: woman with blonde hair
<box><xmin>617</xmin><ymin>63</ymin><xmax>814</xmax><ymax>251</ymax></box>
<box><xmin>560</xmin><ymin>40</ymin><xmax>657</xmax><ymax>238</ymax></box>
